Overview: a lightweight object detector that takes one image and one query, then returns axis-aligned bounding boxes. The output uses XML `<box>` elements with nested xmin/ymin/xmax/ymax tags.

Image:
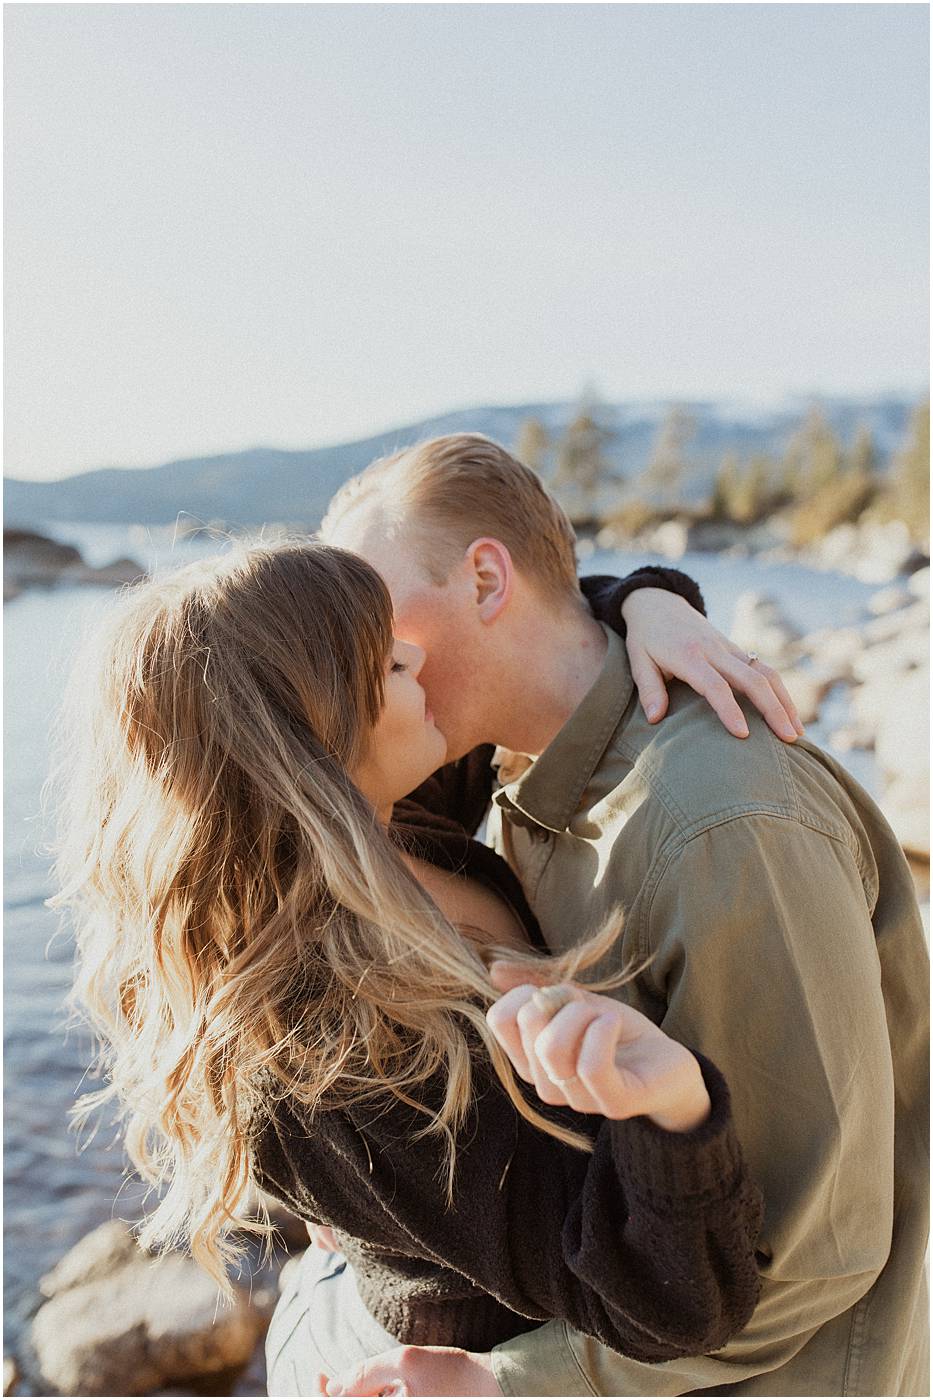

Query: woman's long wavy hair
<box><xmin>51</xmin><ymin>538</ymin><xmax>627</xmax><ymax>1299</ymax></box>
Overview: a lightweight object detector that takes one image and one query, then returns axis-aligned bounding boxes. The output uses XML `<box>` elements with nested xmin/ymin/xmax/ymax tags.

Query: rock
<box><xmin>66</xmin><ymin>556</ymin><xmax>147</xmax><ymax>587</ymax></box>
<box><xmin>3</xmin><ymin>1356</ymin><xmax>18</xmax><ymax>1396</ymax></box>
<box><xmin>908</xmin><ymin>565</ymin><xmax>930</xmax><ymax>599</ymax></box>
<box><xmin>852</xmin><ymin>632</ymin><xmax>928</xmax><ymax>685</ymax></box>
<box><xmin>39</xmin><ymin>1219</ymin><xmax>142</xmax><ymax>1298</ymax></box>
<box><xmin>31</xmin><ymin>1223</ymin><xmax>265</xmax><ymax>1396</ymax></box>
<box><xmin>647</xmin><ymin>520</ymin><xmax>689</xmax><ymax>560</ymax></box>
<box><xmin>868</xmin><ymin>585</ymin><xmax>913</xmax><ymax>616</ymax></box>
<box><xmin>730</xmin><ymin>592</ymin><xmax>802</xmax><ymax>667</ymax></box>
<box><xmin>874</xmin><ymin>666</ymin><xmax>930</xmax><ymax>781</ymax></box>
<box><xmin>779</xmin><ymin>669</ymin><xmax>836</xmax><ymax>726</ymax></box>
<box><xmin>881</xmin><ymin>775</ymin><xmax>930</xmax><ymax>860</ymax></box>
<box><xmin>4</xmin><ymin>529</ymin><xmax>83</xmax><ymax>573</ymax></box>
<box><xmin>813</xmin><ymin>520</ymin><xmax>920</xmax><ymax>583</ymax></box>
<box><xmin>797</xmin><ymin>626</ymin><xmax>864</xmax><ymax>685</ymax></box>
<box><xmin>3</xmin><ymin>529</ymin><xmax>144</xmax><ymax>594</ymax></box>
<box><xmin>828</xmin><ymin>721</ymin><xmax>875</xmax><ymax>753</ymax></box>
<box><xmin>852</xmin><ymin>521</ymin><xmax>917</xmax><ymax>583</ymax></box>
<box><xmin>871</xmin><ymin>666</ymin><xmax>930</xmax><ymax>860</ymax></box>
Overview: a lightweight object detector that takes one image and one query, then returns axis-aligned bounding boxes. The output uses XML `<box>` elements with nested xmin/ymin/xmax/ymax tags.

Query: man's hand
<box><xmin>319</xmin><ymin>1345</ymin><xmax>501</xmax><ymax>1396</ymax></box>
<box><xmin>620</xmin><ymin>588</ymin><xmax>803</xmax><ymax>742</ymax></box>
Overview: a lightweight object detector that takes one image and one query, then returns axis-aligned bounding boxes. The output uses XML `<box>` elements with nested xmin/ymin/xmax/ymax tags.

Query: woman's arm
<box><xmin>307</xmin><ymin>1012</ymin><xmax>762</xmax><ymax>1369</ymax></box>
<box><xmin>580</xmin><ymin>574</ymin><xmax>803</xmax><ymax>742</ymax></box>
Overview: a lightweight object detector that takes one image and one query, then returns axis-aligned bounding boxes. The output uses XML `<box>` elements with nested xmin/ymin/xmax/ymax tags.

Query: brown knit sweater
<box><xmin>249</xmin><ymin>569</ymin><xmax>764</xmax><ymax>1363</ymax></box>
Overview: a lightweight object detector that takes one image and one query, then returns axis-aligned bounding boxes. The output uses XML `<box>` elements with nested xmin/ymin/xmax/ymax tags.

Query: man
<box><xmin>320</xmin><ymin>434</ymin><xmax>929</xmax><ymax>1398</ymax></box>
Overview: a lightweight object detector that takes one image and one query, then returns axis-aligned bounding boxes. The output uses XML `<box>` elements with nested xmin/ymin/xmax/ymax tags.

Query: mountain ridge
<box><xmin>4</xmin><ymin>395</ymin><xmax>919</xmax><ymax>528</ymax></box>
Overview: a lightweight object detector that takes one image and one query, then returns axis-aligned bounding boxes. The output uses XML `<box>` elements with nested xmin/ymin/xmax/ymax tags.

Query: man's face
<box><xmin>323</xmin><ymin>509</ymin><xmax>481</xmax><ymax>763</ymax></box>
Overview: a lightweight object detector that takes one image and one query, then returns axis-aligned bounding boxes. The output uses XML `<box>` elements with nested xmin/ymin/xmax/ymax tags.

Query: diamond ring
<box><xmin>746</xmin><ymin>651</ymin><xmax>760</xmax><ymax>665</ymax></box>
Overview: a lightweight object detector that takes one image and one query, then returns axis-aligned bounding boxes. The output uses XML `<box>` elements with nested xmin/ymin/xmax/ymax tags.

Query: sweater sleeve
<box><xmin>401</xmin><ymin>566</ymin><xmax>707</xmax><ymax>832</ymax></box>
<box><xmin>318</xmin><ymin>1053</ymin><xmax>762</xmax><ymax>1363</ymax></box>
<box><xmin>580</xmin><ymin>568</ymin><xmax>707</xmax><ymax>637</ymax></box>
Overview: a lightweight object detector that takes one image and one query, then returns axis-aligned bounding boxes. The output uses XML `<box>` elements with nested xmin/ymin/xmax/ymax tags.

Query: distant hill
<box><xmin>3</xmin><ymin>395</ymin><xmax>918</xmax><ymax>529</ymax></box>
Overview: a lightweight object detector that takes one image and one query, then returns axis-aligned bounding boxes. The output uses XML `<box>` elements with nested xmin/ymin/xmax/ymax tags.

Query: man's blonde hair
<box><xmin>322</xmin><ymin>434</ymin><xmax>582</xmax><ymax>605</ymax></box>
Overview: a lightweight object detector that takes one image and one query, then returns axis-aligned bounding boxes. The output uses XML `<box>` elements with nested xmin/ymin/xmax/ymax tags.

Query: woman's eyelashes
<box><xmin>391</xmin><ymin>661</ymin><xmax>408</xmax><ymax>674</ymax></box>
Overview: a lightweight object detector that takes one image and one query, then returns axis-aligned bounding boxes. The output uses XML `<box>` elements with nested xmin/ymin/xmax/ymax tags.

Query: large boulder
<box><xmin>31</xmin><ymin>1221</ymin><xmax>267</xmax><ymax>1396</ymax></box>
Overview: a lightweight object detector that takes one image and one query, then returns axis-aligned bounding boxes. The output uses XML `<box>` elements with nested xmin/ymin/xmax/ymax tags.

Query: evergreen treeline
<box><xmin>515</xmin><ymin>397</ymin><xmax>930</xmax><ymax>545</ymax></box>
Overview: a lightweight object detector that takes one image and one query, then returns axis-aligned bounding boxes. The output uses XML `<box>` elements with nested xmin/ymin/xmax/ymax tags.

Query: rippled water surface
<box><xmin>3</xmin><ymin>532</ymin><xmax>881</xmax><ymax>1385</ymax></box>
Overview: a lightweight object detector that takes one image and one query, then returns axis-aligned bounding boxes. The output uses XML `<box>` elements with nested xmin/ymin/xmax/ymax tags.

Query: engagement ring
<box><xmin>745</xmin><ymin>651</ymin><xmax>760</xmax><ymax>664</ymax></box>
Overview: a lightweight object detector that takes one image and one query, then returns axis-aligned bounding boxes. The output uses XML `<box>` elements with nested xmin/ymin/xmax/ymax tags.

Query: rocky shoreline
<box><xmin>3</xmin><ymin>529</ymin><xmax>145</xmax><ymax>602</ymax></box>
<box><xmin>5</xmin><ymin>526</ymin><xmax>927</xmax><ymax>1396</ymax></box>
<box><xmin>13</xmin><ymin>1204</ymin><xmax>310</xmax><ymax>1397</ymax></box>
<box><xmin>729</xmin><ymin>567</ymin><xmax>929</xmax><ymax>864</ymax></box>
<box><xmin>588</xmin><ymin>513</ymin><xmax>928</xmax><ymax>586</ymax></box>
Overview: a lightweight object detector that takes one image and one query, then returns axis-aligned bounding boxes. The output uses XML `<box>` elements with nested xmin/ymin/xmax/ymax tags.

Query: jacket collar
<box><xmin>493</xmin><ymin>624</ymin><xmax>634</xmax><ymax>833</ymax></box>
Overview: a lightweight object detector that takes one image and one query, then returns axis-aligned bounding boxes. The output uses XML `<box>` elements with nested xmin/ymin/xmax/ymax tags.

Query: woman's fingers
<box><xmin>677</xmin><ymin>656</ymin><xmax>751</xmax><ymax>738</ymax></box>
<box><xmin>516</xmin><ymin>991</ymin><xmax>582</xmax><ymax>1104</ymax></box>
<box><xmin>577</xmin><ymin>1011</ymin><xmax>636</xmax><ymax>1116</ymax></box>
<box><xmin>534</xmin><ymin>1000</ymin><xmax>607</xmax><ymax>1111</ymax></box>
<box><xmin>718</xmin><ymin>654</ymin><xmax>803</xmax><ymax>740</ymax></box>
<box><xmin>486</xmin><ymin>984</ymin><xmax>539</xmax><ymax>1080</ymax></box>
<box><xmin>488</xmin><ymin>982</ymin><xmax>609</xmax><ymax>1111</ymax></box>
<box><xmin>626</xmin><ymin>644</ymin><xmax>670</xmax><ymax>725</ymax></box>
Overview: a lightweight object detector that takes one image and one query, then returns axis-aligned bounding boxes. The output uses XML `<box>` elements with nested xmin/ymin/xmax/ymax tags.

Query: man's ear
<box><xmin>465</xmin><ymin>537</ymin><xmax>513</xmax><ymax>623</ymax></box>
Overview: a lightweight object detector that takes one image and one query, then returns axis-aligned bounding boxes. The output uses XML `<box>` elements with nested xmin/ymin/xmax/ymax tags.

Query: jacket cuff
<box><xmin>608</xmin><ymin>1051</ymin><xmax>747</xmax><ymax>1210</ymax></box>
<box><xmin>581</xmin><ymin>569</ymin><xmax>707</xmax><ymax>637</ymax></box>
<box><xmin>492</xmin><ymin>1320</ymin><xmax>593</xmax><ymax>1398</ymax></box>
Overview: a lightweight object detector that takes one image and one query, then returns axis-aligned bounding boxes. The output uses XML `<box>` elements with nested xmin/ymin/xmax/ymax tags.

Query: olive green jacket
<box><xmin>487</xmin><ymin>624</ymin><xmax>929</xmax><ymax>1397</ymax></box>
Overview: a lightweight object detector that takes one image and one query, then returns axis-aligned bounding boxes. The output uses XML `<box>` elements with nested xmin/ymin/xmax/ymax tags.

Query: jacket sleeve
<box><xmin>402</xmin><ymin>566</ymin><xmax>707</xmax><ymax>833</ymax></box>
<box><xmin>330</xmin><ymin>1053</ymin><xmax>762</xmax><ymax>1364</ymax></box>
<box><xmin>493</xmin><ymin>815</ymin><xmax>906</xmax><ymax>1396</ymax></box>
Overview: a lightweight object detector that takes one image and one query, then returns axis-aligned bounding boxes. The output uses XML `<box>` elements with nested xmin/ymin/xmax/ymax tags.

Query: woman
<box><xmin>52</xmin><ymin>539</ymin><xmax>763</xmax><ymax>1398</ymax></box>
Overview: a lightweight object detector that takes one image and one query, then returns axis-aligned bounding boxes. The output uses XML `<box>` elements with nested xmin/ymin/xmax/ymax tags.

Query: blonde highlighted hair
<box><xmin>322</xmin><ymin>433</ymin><xmax>583</xmax><ymax>606</ymax></box>
<box><xmin>52</xmin><ymin>537</ymin><xmax>624</xmax><ymax>1301</ymax></box>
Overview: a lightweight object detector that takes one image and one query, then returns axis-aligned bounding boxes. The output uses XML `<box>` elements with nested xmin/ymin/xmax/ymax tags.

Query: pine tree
<box><xmin>711</xmin><ymin>453</ymin><xmax>741</xmax><ymax>520</ymax></box>
<box><xmin>553</xmin><ymin>393</ymin><xmax>618</xmax><ymax>515</ymax></box>
<box><xmin>891</xmin><ymin>399</ymin><xmax>930</xmax><ymax>541</ymax></box>
<box><xmin>515</xmin><ymin>418</ymin><xmax>550</xmax><ymax>475</ymax></box>
<box><xmin>848</xmin><ymin>423</ymin><xmax>879</xmax><ymax>478</ymax></box>
<box><xmin>782</xmin><ymin>404</ymin><xmax>844</xmax><ymax>503</ymax></box>
<box><xmin>642</xmin><ymin>406</ymin><xmax>696</xmax><ymax>507</ymax></box>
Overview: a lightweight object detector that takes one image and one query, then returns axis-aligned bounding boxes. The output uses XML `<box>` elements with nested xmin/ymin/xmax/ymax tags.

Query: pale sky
<box><xmin>4</xmin><ymin>3</ymin><xmax>929</xmax><ymax>482</ymax></box>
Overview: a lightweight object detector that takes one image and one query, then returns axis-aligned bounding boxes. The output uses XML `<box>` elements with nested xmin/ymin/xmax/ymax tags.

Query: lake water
<box><xmin>3</xmin><ymin>528</ymin><xmax>882</xmax><ymax>1388</ymax></box>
